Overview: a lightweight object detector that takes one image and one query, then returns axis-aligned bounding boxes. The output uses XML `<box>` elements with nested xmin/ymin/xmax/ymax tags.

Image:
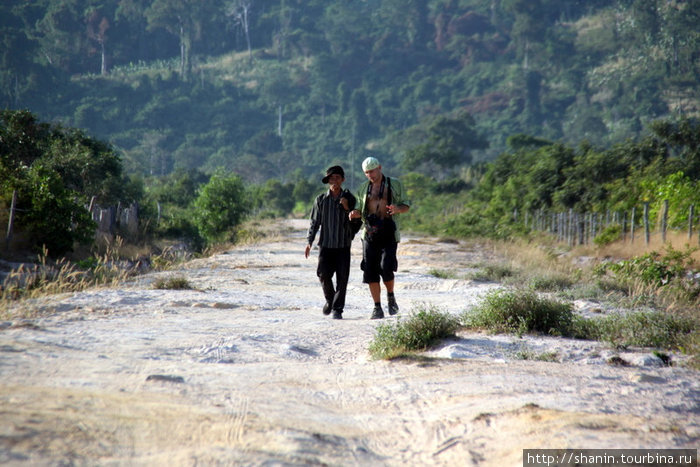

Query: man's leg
<box><xmin>362</xmin><ymin>239</ymin><xmax>385</xmax><ymax>319</ymax></box>
<box><xmin>369</xmin><ymin>282</ymin><xmax>381</xmax><ymax>303</ymax></box>
<box><xmin>384</xmin><ymin>279</ymin><xmax>394</xmax><ymax>294</ymax></box>
<box><xmin>380</xmin><ymin>243</ymin><xmax>399</xmax><ymax>315</ymax></box>
<box><xmin>318</xmin><ymin>248</ymin><xmax>337</xmax><ymax>315</ymax></box>
<box><xmin>330</xmin><ymin>247</ymin><xmax>351</xmax><ymax>318</ymax></box>
<box><xmin>368</xmin><ymin>281</ymin><xmax>384</xmax><ymax>319</ymax></box>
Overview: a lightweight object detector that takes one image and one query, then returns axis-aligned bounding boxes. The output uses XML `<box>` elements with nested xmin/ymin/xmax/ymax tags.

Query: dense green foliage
<box><xmin>193</xmin><ymin>172</ymin><xmax>249</xmax><ymax>244</ymax></box>
<box><xmin>2</xmin><ymin>0</ymin><xmax>699</xmax><ymax>183</ymax></box>
<box><xmin>402</xmin><ymin>118</ymin><xmax>700</xmax><ymax>239</ymax></box>
<box><xmin>3</xmin><ymin>1</ymin><xmax>700</xmax><ymax>258</ymax></box>
<box><xmin>0</xmin><ymin>109</ymin><xmax>129</xmax><ymax>255</ymax></box>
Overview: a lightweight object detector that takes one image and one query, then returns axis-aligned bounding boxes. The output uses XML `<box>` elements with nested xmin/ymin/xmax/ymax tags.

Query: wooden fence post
<box><xmin>644</xmin><ymin>202</ymin><xmax>650</xmax><ymax>245</ymax></box>
<box><xmin>661</xmin><ymin>199</ymin><xmax>669</xmax><ymax>243</ymax></box>
<box><xmin>630</xmin><ymin>206</ymin><xmax>636</xmax><ymax>244</ymax></box>
<box><xmin>689</xmin><ymin>204</ymin><xmax>694</xmax><ymax>241</ymax></box>
<box><xmin>5</xmin><ymin>190</ymin><xmax>17</xmax><ymax>250</ymax></box>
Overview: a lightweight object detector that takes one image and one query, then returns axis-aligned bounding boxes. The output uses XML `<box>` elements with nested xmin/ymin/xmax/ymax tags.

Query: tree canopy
<box><xmin>0</xmin><ymin>0</ymin><xmax>697</xmax><ymax>184</ymax></box>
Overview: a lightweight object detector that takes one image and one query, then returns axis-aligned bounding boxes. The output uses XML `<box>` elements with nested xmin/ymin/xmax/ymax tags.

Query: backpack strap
<box><xmin>387</xmin><ymin>177</ymin><xmax>392</xmax><ymax>206</ymax></box>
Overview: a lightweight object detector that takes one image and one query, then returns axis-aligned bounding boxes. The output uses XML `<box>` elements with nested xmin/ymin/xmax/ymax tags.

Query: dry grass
<box><xmin>579</xmin><ymin>230</ymin><xmax>700</xmax><ymax>263</ymax></box>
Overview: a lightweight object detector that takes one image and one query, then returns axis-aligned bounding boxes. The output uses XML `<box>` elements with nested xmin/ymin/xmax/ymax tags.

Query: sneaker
<box><xmin>322</xmin><ymin>302</ymin><xmax>331</xmax><ymax>315</ymax></box>
<box><xmin>370</xmin><ymin>305</ymin><xmax>385</xmax><ymax>320</ymax></box>
<box><xmin>332</xmin><ymin>310</ymin><xmax>343</xmax><ymax>320</ymax></box>
<box><xmin>388</xmin><ymin>296</ymin><xmax>399</xmax><ymax>315</ymax></box>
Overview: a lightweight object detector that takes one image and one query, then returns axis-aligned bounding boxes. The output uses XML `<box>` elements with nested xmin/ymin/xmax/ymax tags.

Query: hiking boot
<box><xmin>388</xmin><ymin>296</ymin><xmax>399</xmax><ymax>315</ymax></box>
<box><xmin>332</xmin><ymin>309</ymin><xmax>343</xmax><ymax>320</ymax></box>
<box><xmin>370</xmin><ymin>305</ymin><xmax>385</xmax><ymax>320</ymax></box>
<box><xmin>322</xmin><ymin>302</ymin><xmax>331</xmax><ymax>315</ymax></box>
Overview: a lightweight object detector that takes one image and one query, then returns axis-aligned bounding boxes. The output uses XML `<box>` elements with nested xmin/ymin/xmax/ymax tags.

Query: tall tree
<box><xmin>145</xmin><ymin>0</ymin><xmax>211</xmax><ymax>80</ymax></box>
<box><xmin>403</xmin><ymin>111</ymin><xmax>488</xmax><ymax>176</ymax></box>
<box><xmin>33</xmin><ymin>0</ymin><xmax>86</xmax><ymax>72</ymax></box>
<box><xmin>503</xmin><ymin>0</ymin><xmax>547</xmax><ymax>69</ymax></box>
<box><xmin>226</xmin><ymin>0</ymin><xmax>253</xmax><ymax>62</ymax></box>
<box><xmin>86</xmin><ymin>9</ymin><xmax>110</xmax><ymax>75</ymax></box>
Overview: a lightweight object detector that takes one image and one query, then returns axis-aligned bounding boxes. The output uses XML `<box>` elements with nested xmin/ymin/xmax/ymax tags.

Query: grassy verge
<box><xmin>461</xmin><ymin>289</ymin><xmax>576</xmax><ymax>336</ymax></box>
<box><xmin>460</xmin><ymin>288</ymin><xmax>698</xmax><ymax>368</ymax></box>
<box><xmin>368</xmin><ymin>304</ymin><xmax>461</xmax><ymax>360</ymax></box>
<box><xmin>152</xmin><ymin>275</ymin><xmax>194</xmax><ymax>290</ymax></box>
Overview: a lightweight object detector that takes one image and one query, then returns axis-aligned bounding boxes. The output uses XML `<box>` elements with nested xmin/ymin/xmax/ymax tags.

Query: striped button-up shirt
<box><xmin>307</xmin><ymin>189</ymin><xmax>357</xmax><ymax>249</ymax></box>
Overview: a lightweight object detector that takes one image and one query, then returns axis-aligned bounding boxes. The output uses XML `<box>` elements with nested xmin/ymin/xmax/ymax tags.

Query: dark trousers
<box><xmin>361</xmin><ymin>239</ymin><xmax>398</xmax><ymax>284</ymax></box>
<box><xmin>317</xmin><ymin>247</ymin><xmax>351</xmax><ymax>311</ymax></box>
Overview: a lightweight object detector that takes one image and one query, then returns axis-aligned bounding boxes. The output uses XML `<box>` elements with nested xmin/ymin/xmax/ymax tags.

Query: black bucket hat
<box><xmin>322</xmin><ymin>165</ymin><xmax>345</xmax><ymax>183</ymax></box>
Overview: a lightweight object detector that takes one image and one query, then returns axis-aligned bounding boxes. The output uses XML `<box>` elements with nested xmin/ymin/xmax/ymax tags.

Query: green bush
<box><xmin>527</xmin><ymin>272</ymin><xmax>573</xmax><ymax>292</ymax></box>
<box><xmin>469</xmin><ymin>263</ymin><xmax>515</xmax><ymax>282</ymax></box>
<box><xmin>368</xmin><ymin>305</ymin><xmax>461</xmax><ymax>360</ymax></box>
<box><xmin>153</xmin><ymin>275</ymin><xmax>193</xmax><ymax>290</ymax></box>
<box><xmin>593</xmin><ymin>224</ymin><xmax>622</xmax><ymax>246</ymax></box>
<box><xmin>462</xmin><ymin>289</ymin><xmax>574</xmax><ymax>336</ymax></box>
<box><xmin>193</xmin><ymin>172</ymin><xmax>249</xmax><ymax>244</ymax></box>
<box><xmin>428</xmin><ymin>268</ymin><xmax>459</xmax><ymax>279</ymax></box>
<box><xmin>594</xmin><ymin>246</ymin><xmax>696</xmax><ymax>287</ymax></box>
<box><xmin>594</xmin><ymin>310</ymin><xmax>696</xmax><ymax>350</ymax></box>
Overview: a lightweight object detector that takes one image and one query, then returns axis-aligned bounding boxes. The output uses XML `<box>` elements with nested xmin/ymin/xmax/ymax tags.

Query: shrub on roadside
<box><xmin>593</xmin><ymin>224</ymin><xmax>622</xmax><ymax>247</ymax></box>
<box><xmin>527</xmin><ymin>272</ymin><xmax>574</xmax><ymax>292</ymax></box>
<box><xmin>593</xmin><ymin>310</ymin><xmax>696</xmax><ymax>350</ymax></box>
<box><xmin>462</xmin><ymin>289</ymin><xmax>574</xmax><ymax>336</ymax></box>
<box><xmin>468</xmin><ymin>263</ymin><xmax>515</xmax><ymax>282</ymax></box>
<box><xmin>153</xmin><ymin>275</ymin><xmax>192</xmax><ymax>290</ymax></box>
<box><xmin>429</xmin><ymin>268</ymin><xmax>459</xmax><ymax>279</ymax></box>
<box><xmin>369</xmin><ymin>304</ymin><xmax>461</xmax><ymax>360</ymax></box>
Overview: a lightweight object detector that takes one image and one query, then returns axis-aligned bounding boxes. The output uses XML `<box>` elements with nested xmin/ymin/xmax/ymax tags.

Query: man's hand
<box><xmin>349</xmin><ymin>209</ymin><xmax>361</xmax><ymax>220</ymax></box>
<box><xmin>304</xmin><ymin>244</ymin><xmax>311</xmax><ymax>258</ymax></box>
<box><xmin>387</xmin><ymin>204</ymin><xmax>408</xmax><ymax>215</ymax></box>
<box><xmin>339</xmin><ymin>197</ymin><xmax>349</xmax><ymax>211</ymax></box>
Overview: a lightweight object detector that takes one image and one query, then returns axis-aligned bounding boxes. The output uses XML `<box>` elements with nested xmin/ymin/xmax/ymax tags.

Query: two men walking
<box><xmin>306</xmin><ymin>157</ymin><xmax>411</xmax><ymax>319</ymax></box>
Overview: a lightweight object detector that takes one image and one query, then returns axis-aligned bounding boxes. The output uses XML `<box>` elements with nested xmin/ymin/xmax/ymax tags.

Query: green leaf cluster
<box><xmin>0</xmin><ymin>109</ymin><xmax>127</xmax><ymax>256</ymax></box>
<box><xmin>1</xmin><ymin>0</ymin><xmax>698</xmax><ymax>184</ymax></box>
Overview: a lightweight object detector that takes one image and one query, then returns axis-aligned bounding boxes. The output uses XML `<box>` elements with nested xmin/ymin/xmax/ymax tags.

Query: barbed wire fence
<box><xmin>517</xmin><ymin>201</ymin><xmax>700</xmax><ymax>247</ymax></box>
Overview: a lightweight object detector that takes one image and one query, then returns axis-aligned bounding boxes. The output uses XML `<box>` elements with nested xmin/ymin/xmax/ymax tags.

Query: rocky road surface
<box><xmin>0</xmin><ymin>219</ymin><xmax>698</xmax><ymax>466</ymax></box>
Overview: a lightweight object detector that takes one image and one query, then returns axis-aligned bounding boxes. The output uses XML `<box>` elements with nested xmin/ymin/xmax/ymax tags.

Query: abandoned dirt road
<box><xmin>1</xmin><ymin>219</ymin><xmax>697</xmax><ymax>466</ymax></box>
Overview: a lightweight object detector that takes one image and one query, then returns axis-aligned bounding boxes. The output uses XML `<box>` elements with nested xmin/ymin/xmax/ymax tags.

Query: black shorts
<box><xmin>361</xmin><ymin>239</ymin><xmax>398</xmax><ymax>283</ymax></box>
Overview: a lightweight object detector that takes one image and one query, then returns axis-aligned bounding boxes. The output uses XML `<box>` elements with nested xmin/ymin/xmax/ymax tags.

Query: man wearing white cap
<box><xmin>349</xmin><ymin>156</ymin><xmax>411</xmax><ymax>319</ymax></box>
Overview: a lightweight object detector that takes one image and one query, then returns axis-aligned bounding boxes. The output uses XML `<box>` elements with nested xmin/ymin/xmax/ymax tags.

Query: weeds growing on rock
<box><xmin>369</xmin><ymin>304</ymin><xmax>461</xmax><ymax>360</ymax></box>
<box><xmin>153</xmin><ymin>275</ymin><xmax>193</xmax><ymax>290</ymax></box>
<box><xmin>462</xmin><ymin>289</ymin><xmax>575</xmax><ymax>336</ymax></box>
<box><xmin>428</xmin><ymin>268</ymin><xmax>459</xmax><ymax>279</ymax></box>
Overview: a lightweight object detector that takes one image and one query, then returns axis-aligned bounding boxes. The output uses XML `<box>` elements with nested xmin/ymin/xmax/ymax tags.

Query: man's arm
<box><xmin>348</xmin><ymin>182</ymin><xmax>367</xmax><ymax>220</ymax></box>
<box><xmin>305</xmin><ymin>195</ymin><xmax>322</xmax><ymax>257</ymax></box>
<box><xmin>387</xmin><ymin>178</ymin><xmax>410</xmax><ymax>215</ymax></box>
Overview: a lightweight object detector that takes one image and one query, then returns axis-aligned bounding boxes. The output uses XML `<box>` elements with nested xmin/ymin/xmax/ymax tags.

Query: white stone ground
<box><xmin>0</xmin><ymin>219</ymin><xmax>697</xmax><ymax>466</ymax></box>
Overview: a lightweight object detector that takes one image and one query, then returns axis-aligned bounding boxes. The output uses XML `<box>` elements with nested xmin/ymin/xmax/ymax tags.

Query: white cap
<box><xmin>362</xmin><ymin>156</ymin><xmax>380</xmax><ymax>171</ymax></box>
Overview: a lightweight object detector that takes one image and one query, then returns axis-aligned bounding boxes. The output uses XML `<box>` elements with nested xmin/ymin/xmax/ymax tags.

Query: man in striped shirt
<box><xmin>305</xmin><ymin>165</ymin><xmax>358</xmax><ymax>319</ymax></box>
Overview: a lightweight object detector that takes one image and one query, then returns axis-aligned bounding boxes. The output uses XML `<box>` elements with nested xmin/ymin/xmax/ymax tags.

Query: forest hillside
<box><xmin>2</xmin><ymin>0</ymin><xmax>699</xmax><ymax>183</ymax></box>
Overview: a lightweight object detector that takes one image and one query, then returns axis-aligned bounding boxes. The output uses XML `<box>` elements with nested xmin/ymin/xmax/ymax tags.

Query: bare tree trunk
<box><xmin>101</xmin><ymin>41</ymin><xmax>107</xmax><ymax>75</ymax></box>
<box><xmin>241</xmin><ymin>2</ymin><xmax>252</xmax><ymax>62</ymax></box>
<box><xmin>180</xmin><ymin>25</ymin><xmax>186</xmax><ymax>78</ymax></box>
<box><xmin>277</xmin><ymin>105</ymin><xmax>283</xmax><ymax>136</ymax></box>
<box><xmin>5</xmin><ymin>190</ymin><xmax>17</xmax><ymax>250</ymax></box>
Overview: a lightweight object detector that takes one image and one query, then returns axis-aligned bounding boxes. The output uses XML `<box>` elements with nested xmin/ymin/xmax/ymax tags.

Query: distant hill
<box><xmin>2</xmin><ymin>0</ymin><xmax>698</xmax><ymax>182</ymax></box>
